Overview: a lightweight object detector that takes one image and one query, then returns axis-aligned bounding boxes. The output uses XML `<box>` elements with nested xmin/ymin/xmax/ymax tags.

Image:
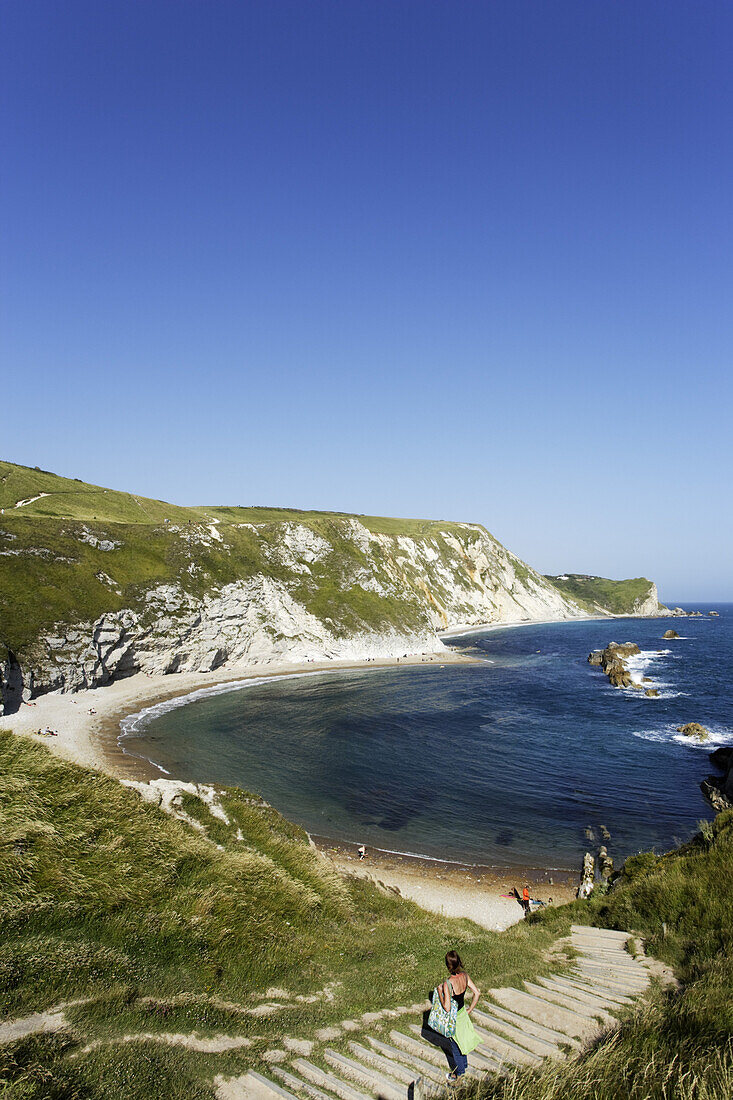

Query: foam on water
<box><xmin>633</xmin><ymin>723</ymin><xmax>733</xmax><ymax>749</ymax></box>
<box><xmin>119</xmin><ymin>671</ymin><xmax>321</xmax><ymax>740</ymax></box>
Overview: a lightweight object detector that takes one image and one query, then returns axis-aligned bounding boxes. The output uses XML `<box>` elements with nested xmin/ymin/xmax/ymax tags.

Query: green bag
<box><xmin>454</xmin><ymin>1007</ymin><xmax>480</xmax><ymax>1055</ymax></box>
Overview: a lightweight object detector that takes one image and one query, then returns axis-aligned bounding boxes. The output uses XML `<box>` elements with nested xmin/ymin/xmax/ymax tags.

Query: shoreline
<box><xmin>3</xmin><ymin>607</ymin><xmax>613</xmax><ymax>778</ymax></box>
<box><xmin>313</xmin><ymin>835</ymin><xmax>579</xmax><ymax>931</ymax></box>
<box><xmin>2</xmin><ymin>648</ymin><xmax>475</xmax><ymax>779</ymax></box>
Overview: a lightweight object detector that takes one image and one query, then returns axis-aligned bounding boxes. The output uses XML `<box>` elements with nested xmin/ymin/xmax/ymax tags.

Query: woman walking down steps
<box><xmin>438</xmin><ymin>950</ymin><xmax>481</xmax><ymax>1081</ymax></box>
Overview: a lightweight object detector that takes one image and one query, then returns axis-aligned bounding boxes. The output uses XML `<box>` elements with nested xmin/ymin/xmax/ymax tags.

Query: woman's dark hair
<box><xmin>445</xmin><ymin>950</ymin><xmax>463</xmax><ymax>974</ymax></box>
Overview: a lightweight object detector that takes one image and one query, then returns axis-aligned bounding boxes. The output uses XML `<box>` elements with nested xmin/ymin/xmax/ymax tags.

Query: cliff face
<box><xmin>0</xmin><ymin>461</ymin><xmax>663</xmax><ymax>711</ymax></box>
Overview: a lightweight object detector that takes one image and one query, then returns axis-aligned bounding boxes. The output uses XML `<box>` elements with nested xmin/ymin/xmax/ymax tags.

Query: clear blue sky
<box><xmin>2</xmin><ymin>1</ymin><xmax>731</xmax><ymax>600</ymax></box>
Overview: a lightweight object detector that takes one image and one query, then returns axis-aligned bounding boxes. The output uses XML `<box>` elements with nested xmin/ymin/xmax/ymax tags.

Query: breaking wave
<box><xmin>633</xmin><ymin>723</ymin><xmax>733</xmax><ymax>749</ymax></box>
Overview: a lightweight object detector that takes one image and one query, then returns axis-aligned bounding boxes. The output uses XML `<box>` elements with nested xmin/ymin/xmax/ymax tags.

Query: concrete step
<box><xmin>324</xmin><ymin>1048</ymin><xmax>406</xmax><ymax>1100</ymax></box>
<box><xmin>292</xmin><ymin>1059</ymin><xmax>375</xmax><ymax>1100</ymax></box>
<box><xmin>572</xmin><ymin>950</ymin><xmax>642</xmax><ymax>968</ymax></box>
<box><xmin>271</xmin><ymin>1066</ymin><xmax>340</xmax><ymax>1100</ymax></box>
<box><xmin>214</xmin><ymin>1071</ymin><xmax>300</xmax><ymax>1100</ymax></box>
<box><xmin>406</xmin><ymin>1025</ymin><xmax>502</xmax><ymax>1077</ymax></box>
<box><xmin>348</xmin><ymin>1042</ymin><xmax>417</xmax><ymax>1087</ymax></box>
<box><xmin>574</xmin><ymin>957</ymin><xmax>648</xmax><ymax>979</ymax></box>
<box><xmin>522</xmin><ymin>981</ymin><xmax>615</xmax><ymax>1025</ymax></box>
<box><xmin>537</xmin><ymin>976</ymin><xmax>629</xmax><ymax>1013</ymax></box>
<box><xmin>481</xmin><ymin>1000</ymin><xmax>581</xmax><ymax>1051</ymax></box>
<box><xmin>571</xmin><ymin>925</ymin><xmax>629</xmax><ymax>941</ymax></box>
<box><xmin>471</xmin><ymin>1006</ymin><xmax>564</xmax><ymax>1059</ymax></box>
<box><xmin>490</xmin><ymin>987</ymin><xmax>601</xmax><ymax>1040</ymax></box>
<box><xmin>389</xmin><ymin>1031</ymin><xmax>448</xmax><ymax>1071</ymax></box>
<box><xmin>576</xmin><ymin>950</ymin><xmax>647</xmax><ymax>968</ymax></box>
<box><xmin>574</xmin><ymin>963</ymin><xmax>647</xmax><ymax>990</ymax></box>
<box><xmin>367</xmin><ymin>1037</ymin><xmax>444</xmax><ymax>1087</ymax></box>
<box><xmin>472</xmin><ymin>1021</ymin><xmax>543</xmax><ymax>1066</ymax></box>
<box><xmin>554</xmin><ymin>975</ymin><xmax>633</xmax><ymax>1006</ymax></box>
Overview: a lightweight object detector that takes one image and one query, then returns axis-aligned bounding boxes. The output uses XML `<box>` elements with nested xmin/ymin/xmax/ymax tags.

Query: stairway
<box><xmin>214</xmin><ymin>926</ymin><xmax>653</xmax><ymax>1100</ymax></box>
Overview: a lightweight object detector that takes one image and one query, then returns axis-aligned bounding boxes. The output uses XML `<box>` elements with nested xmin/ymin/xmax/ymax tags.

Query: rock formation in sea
<box><xmin>677</xmin><ymin>722</ymin><xmax>710</xmax><ymax>742</ymax></box>
<box><xmin>588</xmin><ymin>642</ymin><xmax>643</xmax><ymax>690</ymax></box>
<box><xmin>701</xmin><ymin>747</ymin><xmax>733</xmax><ymax>812</ymax></box>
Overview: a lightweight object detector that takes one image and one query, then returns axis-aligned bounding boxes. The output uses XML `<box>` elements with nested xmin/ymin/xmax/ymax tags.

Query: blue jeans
<box><xmin>448</xmin><ymin>1039</ymin><xmax>468</xmax><ymax>1076</ymax></box>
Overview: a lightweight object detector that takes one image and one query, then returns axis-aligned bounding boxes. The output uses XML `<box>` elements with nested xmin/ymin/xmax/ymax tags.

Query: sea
<box><xmin>119</xmin><ymin>605</ymin><xmax>732</xmax><ymax>872</ymax></box>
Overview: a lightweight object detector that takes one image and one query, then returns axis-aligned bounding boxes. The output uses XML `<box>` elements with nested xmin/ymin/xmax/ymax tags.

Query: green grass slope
<box><xmin>469</xmin><ymin>812</ymin><xmax>733</xmax><ymax>1100</ymax></box>
<box><xmin>544</xmin><ymin>574</ymin><xmax>659</xmax><ymax>616</ymax></box>
<box><xmin>0</xmin><ymin>733</ymin><xmax>561</xmax><ymax>1099</ymax></box>
<box><xmin>2</xmin><ymin>734</ymin><xmax>731</xmax><ymax>1099</ymax></box>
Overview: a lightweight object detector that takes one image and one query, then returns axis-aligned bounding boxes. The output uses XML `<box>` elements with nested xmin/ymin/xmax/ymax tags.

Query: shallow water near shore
<box><xmin>122</xmin><ymin>605</ymin><xmax>732</xmax><ymax>870</ymax></box>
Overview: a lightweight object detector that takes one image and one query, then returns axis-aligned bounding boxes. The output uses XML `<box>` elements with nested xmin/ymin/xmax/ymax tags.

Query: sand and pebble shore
<box><xmin>313</xmin><ymin>837</ymin><xmax>578</xmax><ymax>931</ymax></box>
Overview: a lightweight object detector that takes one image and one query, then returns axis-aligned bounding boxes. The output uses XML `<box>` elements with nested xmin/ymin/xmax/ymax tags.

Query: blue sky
<box><xmin>2</xmin><ymin>1</ymin><xmax>731</xmax><ymax>600</ymax></box>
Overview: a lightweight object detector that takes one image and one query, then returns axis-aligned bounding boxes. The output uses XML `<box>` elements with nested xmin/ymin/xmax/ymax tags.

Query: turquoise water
<box><xmin>121</xmin><ymin>607</ymin><xmax>731</xmax><ymax>870</ymax></box>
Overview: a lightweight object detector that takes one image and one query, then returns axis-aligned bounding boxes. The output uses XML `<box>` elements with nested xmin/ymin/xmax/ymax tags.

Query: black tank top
<box><xmin>450</xmin><ymin>976</ymin><xmax>466</xmax><ymax>1009</ymax></box>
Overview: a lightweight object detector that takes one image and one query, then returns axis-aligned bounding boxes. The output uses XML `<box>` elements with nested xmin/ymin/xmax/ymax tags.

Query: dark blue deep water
<box><xmin>121</xmin><ymin>606</ymin><xmax>732</xmax><ymax>871</ymax></box>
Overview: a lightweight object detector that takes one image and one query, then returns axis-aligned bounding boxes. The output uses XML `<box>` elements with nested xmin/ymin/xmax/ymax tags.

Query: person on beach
<box><xmin>357</xmin><ymin>844</ymin><xmax>366</xmax><ymax>860</ymax></box>
<box><xmin>438</xmin><ymin>950</ymin><xmax>480</xmax><ymax>1081</ymax></box>
<box><xmin>522</xmin><ymin>884</ymin><xmax>530</xmax><ymax>916</ymax></box>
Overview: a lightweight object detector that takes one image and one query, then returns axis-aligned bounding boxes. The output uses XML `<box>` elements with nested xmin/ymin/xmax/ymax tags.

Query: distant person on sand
<box><xmin>357</xmin><ymin>844</ymin><xmax>366</xmax><ymax>860</ymax></box>
<box><xmin>438</xmin><ymin>950</ymin><xmax>480</xmax><ymax>1081</ymax></box>
<box><xmin>522</xmin><ymin>885</ymin><xmax>531</xmax><ymax>916</ymax></box>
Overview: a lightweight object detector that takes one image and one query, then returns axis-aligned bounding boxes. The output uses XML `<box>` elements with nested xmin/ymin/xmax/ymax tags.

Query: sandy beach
<box><xmin>315</xmin><ymin>836</ymin><xmax>578</xmax><ymax>931</ymax></box>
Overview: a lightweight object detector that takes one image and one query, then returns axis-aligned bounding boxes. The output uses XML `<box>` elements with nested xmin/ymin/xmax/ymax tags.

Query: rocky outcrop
<box><xmin>577</xmin><ymin>852</ymin><xmax>595</xmax><ymax>899</ymax></box>
<box><xmin>631</xmin><ymin>583</ymin><xmax>664</xmax><ymax>617</ymax></box>
<box><xmin>663</xmin><ymin>629</ymin><xmax>681</xmax><ymax>639</ymax></box>
<box><xmin>701</xmin><ymin>747</ymin><xmax>733</xmax><ymax>812</ymax></box>
<box><xmin>8</xmin><ymin>579</ymin><xmax>443</xmax><ymax>702</ymax></box>
<box><xmin>588</xmin><ymin>642</ymin><xmax>641</xmax><ymax>690</ymax></box>
<box><xmin>677</xmin><ymin>723</ymin><xmax>710</xmax><ymax>742</ymax></box>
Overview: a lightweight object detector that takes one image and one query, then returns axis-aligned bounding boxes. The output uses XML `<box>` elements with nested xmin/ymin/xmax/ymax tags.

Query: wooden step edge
<box><xmin>271</xmin><ymin>1067</ymin><xmax>337</xmax><ymax>1100</ymax></box>
<box><xmin>367</xmin><ymin>1036</ymin><xmax>445</xmax><ymax>1085</ymax></box>
<box><xmin>291</xmin><ymin>1059</ymin><xmax>374</xmax><ymax>1100</ymax></box>
<box><xmin>553</xmin><ymin>975</ymin><xmax>633</xmax><ymax>1005</ymax></box>
<box><xmin>324</xmin><ymin>1048</ymin><xmax>407</xmax><ymax>1100</ymax></box>
<box><xmin>537</xmin><ymin>976</ymin><xmax>626</xmax><ymax>1010</ymax></box>
<box><xmin>471</xmin><ymin>1006</ymin><xmax>563</xmax><ymax>1056</ymax></box>
<box><xmin>522</xmin><ymin>982</ymin><xmax>615</xmax><ymax>1025</ymax></box>
<box><xmin>489</xmin><ymin>989</ymin><xmax>600</xmax><ymax>1039</ymax></box>
<box><xmin>480</xmin><ymin>999</ymin><xmax>581</xmax><ymax>1050</ymax></box>
<box><xmin>247</xmin><ymin>1071</ymin><xmax>301</xmax><ymax>1100</ymax></box>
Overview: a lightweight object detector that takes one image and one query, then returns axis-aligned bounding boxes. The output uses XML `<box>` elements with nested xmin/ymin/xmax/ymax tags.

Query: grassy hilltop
<box><xmin>546</xmin><ymin>574</ymin><xmax>663</xmax><ymax>617</ymax></box>
<box><xmin>0</xmin><ymin>733</ymin><xmax>730</xmax><ymax>1099</ymax></box>
<box><xmin>0</xmin><ymin>459</ymin><xmax>451</xmax><ymax>656</ymax></box>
